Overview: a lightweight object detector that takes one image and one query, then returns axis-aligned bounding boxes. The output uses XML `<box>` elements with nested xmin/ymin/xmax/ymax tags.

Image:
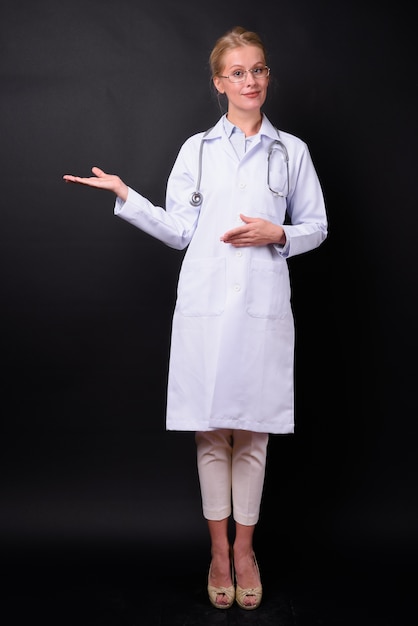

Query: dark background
<box><xmin>1</xmin><ymin>0</ymin><xmax>417</xmax><ymax>606</ymax></box>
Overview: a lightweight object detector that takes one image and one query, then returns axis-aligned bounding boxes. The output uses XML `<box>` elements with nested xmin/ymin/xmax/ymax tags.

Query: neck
<box><xmin>226</xmin><ymin>111</ymin><xmax>263</xmax><ymax>137</ymax></box>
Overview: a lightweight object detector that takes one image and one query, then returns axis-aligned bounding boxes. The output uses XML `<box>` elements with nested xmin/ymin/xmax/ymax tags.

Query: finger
<box><xmin>63</xmin><ymin>174</ymin><xmax>80</xmax><ymax>183</ymax></box>
<box><xmin>91</xmin><ymin>166</ymin><xmax>106</xmax><ymax>177</ymax></box>
<box><xmin>239</xmin><ymin>213</ymin><xmax>255</xmax><ymax>223</ymax></box>
<box><xmin>221</xmin><ymin>224</ymin><xmax>248</xmax><ymax>239</ymax></box>
<box><xmin>62</xmin><ymin>174</ymin><xmax>102</xmax><ymax>186</ymax></box>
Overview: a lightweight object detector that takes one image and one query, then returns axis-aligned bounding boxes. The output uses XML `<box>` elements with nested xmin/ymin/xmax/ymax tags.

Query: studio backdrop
<box><xmin>1</xmin><ymin>0</ymin><xmax>417</xmax><ymax>570</ymax></box>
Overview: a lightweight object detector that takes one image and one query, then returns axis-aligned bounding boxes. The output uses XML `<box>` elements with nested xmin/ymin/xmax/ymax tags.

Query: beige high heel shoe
<box><xmin>207</xmin><ymin>552</ymin><xmax>235</xmax><ymax>610</ymax></box>
<box><xmin>235</xmin><ymin>553</ymin><xmax>263</xmax><ymax>610</ymax></box>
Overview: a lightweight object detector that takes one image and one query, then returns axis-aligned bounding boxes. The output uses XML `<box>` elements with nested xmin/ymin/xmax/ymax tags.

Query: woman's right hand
<box><xmin>63</xmin><ymin>166</ymin><xmax>128</xmax><ymax>202</ymax></box>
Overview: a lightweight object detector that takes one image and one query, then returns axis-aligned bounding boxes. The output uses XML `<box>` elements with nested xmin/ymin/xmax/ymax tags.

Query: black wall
<box><xmin>1</xmin><ymin>0</ymin><xmax>417</xmax><ymax>573</ymax></box>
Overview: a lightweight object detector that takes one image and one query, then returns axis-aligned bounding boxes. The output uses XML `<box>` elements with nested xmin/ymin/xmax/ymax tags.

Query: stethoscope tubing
<box><xmin>189</xmin><ymin>128</ymin><xmax>212</xmax><ymax>207</ymax></box>
<box><xmin>267</xmin><ymin>137</ymin><xmax>289</xmax><ymax>197</ymax></box>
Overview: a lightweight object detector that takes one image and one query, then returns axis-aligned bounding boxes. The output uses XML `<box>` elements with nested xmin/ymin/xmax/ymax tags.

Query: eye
<box><xmin>252</xmin><ymin>67</ymin><xmax>264</xmax><ymax>75</ymax></box>
<box><xmin>232</xmin><ymin>70</ymin><xmax>245</xmax><ymax>78</ymax></box>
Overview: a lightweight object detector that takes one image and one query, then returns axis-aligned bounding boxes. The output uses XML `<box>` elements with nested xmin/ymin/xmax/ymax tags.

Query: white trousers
<box><xmin>195</xmin><ymin>429</ymin><xmax>269</xmax><ymax>526</ymax></box>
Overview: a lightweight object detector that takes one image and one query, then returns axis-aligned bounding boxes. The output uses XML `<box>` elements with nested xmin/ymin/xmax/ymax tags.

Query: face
<box><xmin>213</xmin><ymin>45</ymin><xmax>269</xmax><ymax>116</ymax></box>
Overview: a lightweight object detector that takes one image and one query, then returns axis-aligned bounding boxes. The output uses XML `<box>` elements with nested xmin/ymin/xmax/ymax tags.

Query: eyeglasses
<box><xmin>218</xmin><ymin>66</ymin><xmax>270</xmax><ymax>83</ymax></box>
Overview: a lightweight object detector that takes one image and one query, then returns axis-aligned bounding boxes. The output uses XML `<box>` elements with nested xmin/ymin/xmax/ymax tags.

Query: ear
<box><xmin>213</xmin><ymin>76</ymin><xmax>224</xmax><ymax>94</ymax></box>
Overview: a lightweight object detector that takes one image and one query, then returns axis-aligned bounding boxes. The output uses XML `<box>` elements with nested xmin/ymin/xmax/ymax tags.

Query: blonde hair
<box><xmin>209</xmin><ymin>26</ymin><xmax>267</xmax><ymax>78</ymax></box>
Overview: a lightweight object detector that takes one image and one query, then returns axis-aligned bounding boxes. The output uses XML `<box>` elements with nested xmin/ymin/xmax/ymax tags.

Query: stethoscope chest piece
<box><xmin>190</xmin><ymin>191</ymin><xmax>203</xmax><ymax>207</ymax></box>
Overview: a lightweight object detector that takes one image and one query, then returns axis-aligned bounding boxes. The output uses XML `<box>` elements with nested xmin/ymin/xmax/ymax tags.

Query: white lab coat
<box><xmin>114</xmin><ymin>114</ymin><xmax>327</xmax><ymax>434</ymax></box>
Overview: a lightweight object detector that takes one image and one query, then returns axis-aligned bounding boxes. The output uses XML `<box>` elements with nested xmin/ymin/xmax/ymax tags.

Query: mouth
<box><xmin>243</xmin><ymin>91</ymin><xmax>261</xmax><ymax>98</ymax></box>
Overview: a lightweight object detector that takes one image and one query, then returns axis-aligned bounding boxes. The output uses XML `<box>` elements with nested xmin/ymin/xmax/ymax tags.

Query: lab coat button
<box><xmin>236</xmin><ymin>251</ymin><xmax>242</xmax><ymax>257</ymax></box>
<box><xmin>234</xmin><ymin>284</ymin><xmax>241</xmax><ymax>292</ymax></box>
<box><xmin>238</xmin><ymin>182</ymin><xmax>246</xmax><ymax>189</ymax></box>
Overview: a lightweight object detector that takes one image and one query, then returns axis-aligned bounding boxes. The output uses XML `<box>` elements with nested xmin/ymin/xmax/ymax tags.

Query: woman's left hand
<box><xmin>220</xmin><ymin>214</ymin><xmax>286</xmax><ymax>247</ymax></box>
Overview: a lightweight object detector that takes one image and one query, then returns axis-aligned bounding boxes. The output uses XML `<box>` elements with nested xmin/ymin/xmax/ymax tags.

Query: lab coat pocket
<box><xmin>177</xmin><ymin>257</ymin><xmax>226</xmax><ymax>316</ymax></box>
<box><xmin>246</xmin><ymin>259</ymin><xmax>289</xmax><ymax>319</ymax></box>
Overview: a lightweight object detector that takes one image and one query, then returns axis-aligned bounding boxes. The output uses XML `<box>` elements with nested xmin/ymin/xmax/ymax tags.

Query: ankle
<box><xmin>232</xmin><ymin>543</ymin><xmax>254</xmax><ymax>559</ymax></box>
<box><xmin>211</xmin><ymin>541</ymin><xmax>231</xmax><ymax>558</ymax></box>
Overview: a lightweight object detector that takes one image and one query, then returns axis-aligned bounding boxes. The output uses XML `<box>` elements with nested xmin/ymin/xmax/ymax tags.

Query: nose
<box><xmin>245</xmin><ymin>70</ymin><xmax>256</xmax><ymax>86</ymax></box>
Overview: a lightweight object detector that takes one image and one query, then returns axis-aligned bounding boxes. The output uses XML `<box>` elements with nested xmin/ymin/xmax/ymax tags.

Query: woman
<box><xmin>64</xmin><ymin>26</ymin><xmax>327</xmax><ymax>610</ymax></box>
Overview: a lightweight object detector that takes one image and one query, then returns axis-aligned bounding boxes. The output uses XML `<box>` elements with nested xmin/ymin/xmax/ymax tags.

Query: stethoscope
<box><xmin>190</xmin><ymin>128</ymin><xmax>212</xmax><ymax>206</ymax></box>
<box><xmin>189</xmin><ymin>128</ymin><xmax>290</xmax><ymax>207</ymax></box>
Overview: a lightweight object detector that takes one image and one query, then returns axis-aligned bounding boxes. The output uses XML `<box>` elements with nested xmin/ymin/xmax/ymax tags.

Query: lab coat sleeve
<box><xmin>113</xmin><ymin>140</ymin><xmax>201</xmax><ymax>250</ymax></box>
<box><xmin>276</xmin><ymin>143</ymin><xmax>328</xmax><ymax>259</ymax></box>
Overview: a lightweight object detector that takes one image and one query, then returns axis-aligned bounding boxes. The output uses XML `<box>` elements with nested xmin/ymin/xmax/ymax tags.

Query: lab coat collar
<box><xmin>259</xmin><ymin>114</ymin><xmax>283</xmax><ymax>141</ymax></box>
<box><xmin>203</xmin><ymin>113</ymin><xmax>280</xmax><ymax>142</ymax></box>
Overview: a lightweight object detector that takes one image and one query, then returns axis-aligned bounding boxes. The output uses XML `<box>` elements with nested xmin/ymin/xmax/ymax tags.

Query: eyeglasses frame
<box><xmin>218</xmin><ymin>65</ymin><xmax>271</xmax><ymax>83</ymax></box>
